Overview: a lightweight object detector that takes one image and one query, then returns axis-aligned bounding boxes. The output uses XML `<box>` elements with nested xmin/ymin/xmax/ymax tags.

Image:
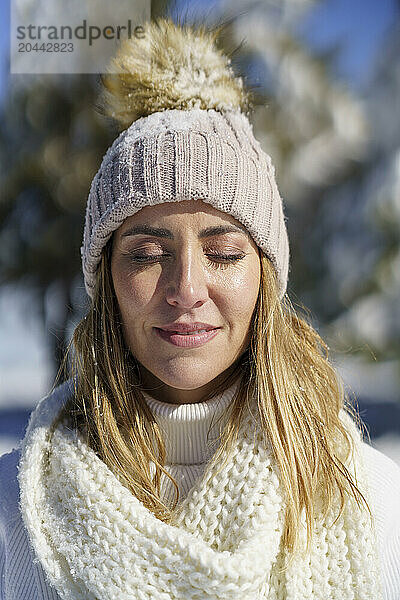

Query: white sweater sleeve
<box><xmin>361</xmin><ymin>442</ymin><xmax>400</xmax><ymax>600</ymax></box>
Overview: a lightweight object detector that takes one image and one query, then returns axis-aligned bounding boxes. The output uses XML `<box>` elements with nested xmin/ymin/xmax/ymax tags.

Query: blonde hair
<box><xmin>56</xmin><ymin>238</ymin><xmax>370</xmax><ymax>557</ymax></box>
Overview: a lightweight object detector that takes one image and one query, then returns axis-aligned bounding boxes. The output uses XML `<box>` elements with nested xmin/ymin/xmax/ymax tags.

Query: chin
<box><xmin>158</xmin><ymin>374</ymin><xmax>216</xmax><ymax>390</ymax></box>
<box><xmin>137</xmin><ymin>352</ymin><xmax>230</xmax><ymax>391</ymax></box>
<box><xmin>154</xmin><ymin>363</ymin><xmax>224</xmax><ymax>390</ymax></box>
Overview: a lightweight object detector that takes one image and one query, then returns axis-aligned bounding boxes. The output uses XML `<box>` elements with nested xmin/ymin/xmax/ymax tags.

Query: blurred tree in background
<box><xmin>321</xmin><ymin>23</ymin><xmax>400</xmax><ymax>364</ymax></box>
<box><xmin>0</xmin><ymin>75</ymin><xmax>113</xmax><ymax>374</ymax></box>
<box><xmin>0</xmin><ymin>0</ymin><xmax>399</xmax><ymax>387</ymax></box>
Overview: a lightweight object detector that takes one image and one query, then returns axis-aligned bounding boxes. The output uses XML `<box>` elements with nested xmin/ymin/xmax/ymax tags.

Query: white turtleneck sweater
<box><xmin>141</xmin><ymin>382</ymin><xmax>237</xmax><ymax>506</ymax></box>
<box><xmin>0</xmin><ymin>379</ymin><xmax>400</xmax><ymax>599</ymax></box>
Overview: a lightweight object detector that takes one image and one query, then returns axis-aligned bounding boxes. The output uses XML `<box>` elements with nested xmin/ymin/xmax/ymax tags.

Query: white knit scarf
<box><xmin>19</xmin><ymin>384</ymin><xmax>383</xmax><ymax>600</ymax></box>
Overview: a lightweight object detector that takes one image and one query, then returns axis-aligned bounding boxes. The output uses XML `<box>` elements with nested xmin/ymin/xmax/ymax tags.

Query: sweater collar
<box><xmin>141</xmin><ymin>380</ymin><xmax>239</xmax><ymax>465</ymax></box>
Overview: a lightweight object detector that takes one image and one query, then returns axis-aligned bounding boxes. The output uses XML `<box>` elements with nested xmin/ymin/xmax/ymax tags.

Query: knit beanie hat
<box><xmin>81</xmin><ymin>18</ymin><xmax>290</xmax><ymax>300</ymax></box>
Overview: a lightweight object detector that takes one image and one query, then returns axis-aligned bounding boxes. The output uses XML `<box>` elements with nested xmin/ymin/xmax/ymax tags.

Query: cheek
<box><xmin>113</xmin><ymin>269</ymin><xmax>157</xmax><ymax>321</ymax></box>
<box><xmin>219</xmin><ymin>262</ymin><xmax>260</xmax><ymax>321</ymax></box>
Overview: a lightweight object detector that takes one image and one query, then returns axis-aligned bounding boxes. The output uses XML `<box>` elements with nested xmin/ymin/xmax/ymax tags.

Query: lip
<box><xmin>155</xmin><ymin>327</ymin><xmax>220</xmax><ymax>348</ymax></box>
<box><xmin>157</xmin><ymin>322</ymin><xmax>219</xmax><ymax>333</ymax></box>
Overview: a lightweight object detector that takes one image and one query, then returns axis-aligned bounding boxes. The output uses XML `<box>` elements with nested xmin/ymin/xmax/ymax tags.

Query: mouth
<box><xmin>154</xmin><ymin>327</ymin><xmax>220</xmax><ymax>348</ymax></box>
<box><xmin>159</xmin><ymin>328</ymin><xmax>214</xmax><ymax>335</ymax></box>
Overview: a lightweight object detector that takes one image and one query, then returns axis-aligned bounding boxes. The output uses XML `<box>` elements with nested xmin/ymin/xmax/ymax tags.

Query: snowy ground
<box><xmin>0</xmin><ymin>437</ymin><xmax>20</xmax><ymax>457</ymax></box>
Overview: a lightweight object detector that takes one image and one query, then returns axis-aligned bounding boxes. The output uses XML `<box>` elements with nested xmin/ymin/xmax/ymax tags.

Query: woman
<box><xmin>1</xmin><ymin>17</ymin><xmax>400</xmax><ymax>600</ymax></box>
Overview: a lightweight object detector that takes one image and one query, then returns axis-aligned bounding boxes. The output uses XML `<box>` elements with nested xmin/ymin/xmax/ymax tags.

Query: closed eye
<box><xmin>127</xmin><ymin>253</ymin><xmax>245</xmax><ymax>269</ymax></box>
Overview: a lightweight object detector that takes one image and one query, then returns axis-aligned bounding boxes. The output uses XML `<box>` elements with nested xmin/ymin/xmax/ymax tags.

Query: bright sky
<box><xmin>297</xmin><ymin>0</ymin><xmax>398</xmax><ymax>89</ymax></box>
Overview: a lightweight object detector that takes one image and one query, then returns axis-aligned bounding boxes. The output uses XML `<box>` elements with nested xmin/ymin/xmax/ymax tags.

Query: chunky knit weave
<box><xmin>142</xmin><ymin>382</ymin><xmax>237</xmax><ymax>507</ymax></box>
<box><xmin>18</xmin><ymin>385</ymin><xmax>384</xmax><ymax>600</ymax></box>
<box><xmin>81</xmin><ymin>107</ymin><xmax>290</xmax><ymax>300</ymax></box>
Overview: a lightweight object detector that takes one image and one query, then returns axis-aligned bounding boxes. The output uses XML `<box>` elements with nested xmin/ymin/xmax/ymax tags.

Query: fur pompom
<box><xmin>100</xmin><ymin>17</ymin><xmax>251</xmax><ymax>130</ymax></box>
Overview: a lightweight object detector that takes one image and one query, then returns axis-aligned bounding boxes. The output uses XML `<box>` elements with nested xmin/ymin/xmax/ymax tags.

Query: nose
<box><xmin>165</xmin><ymin>247</ymin><xmax>209</xmax><ymax>308</ymax></box>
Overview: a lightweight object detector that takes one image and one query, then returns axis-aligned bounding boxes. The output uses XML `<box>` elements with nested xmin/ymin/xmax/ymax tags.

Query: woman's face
<box><xmin>111</xmin><ymin>199</ymin><xmax>261</xmax><ymax>404</ymax></box>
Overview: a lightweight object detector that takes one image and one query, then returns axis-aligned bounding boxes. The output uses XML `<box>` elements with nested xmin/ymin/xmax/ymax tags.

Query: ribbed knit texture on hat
<box><xmin>81</xmin><ymin>108</ymin><xmax>290</xmax><ymax>299</ymax></box>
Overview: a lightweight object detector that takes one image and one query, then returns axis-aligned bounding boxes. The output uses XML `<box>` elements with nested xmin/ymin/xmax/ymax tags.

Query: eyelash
<box><xmin>128</xmin><ymin>253</ymin><xmax>245</xmax><ymax>269</ymax></box>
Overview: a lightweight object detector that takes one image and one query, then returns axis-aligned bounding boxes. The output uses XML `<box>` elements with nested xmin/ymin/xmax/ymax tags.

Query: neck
<box><xmin>137</xmin><ymin>361</ymin><xmax>243</xmax><ymax>405</ymax></box>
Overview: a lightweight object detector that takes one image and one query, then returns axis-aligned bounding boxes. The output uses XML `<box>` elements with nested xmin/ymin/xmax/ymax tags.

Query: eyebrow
<box><xmin>120</xmin><ymin>224</ymin><xmax>251</xmax><ymax>240</ymax></box>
